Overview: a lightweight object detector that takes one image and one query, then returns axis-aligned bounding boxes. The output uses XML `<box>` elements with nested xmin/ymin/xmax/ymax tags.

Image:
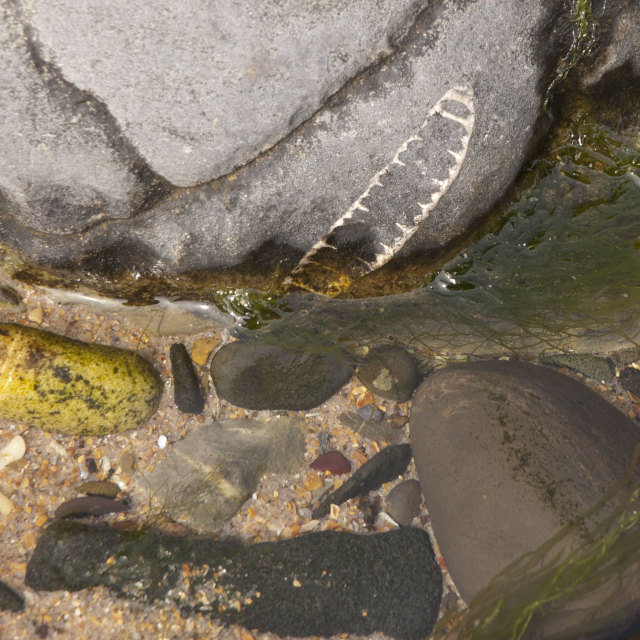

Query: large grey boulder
<box><xmin>409</xmin><ymin>359</ymin><xmax>640</xmax><ymax>602</ymax></box>
<box><xmin>0</xmin><ymin>1</ymin><xmax>637</xmax><ymax>289</ymax></box>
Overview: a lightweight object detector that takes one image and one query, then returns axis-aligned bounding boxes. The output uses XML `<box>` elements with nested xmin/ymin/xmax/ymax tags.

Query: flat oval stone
<box><xmin>54</xmin><ymin>496</ymin><xmax>129</xmax><ymax>519</ymax></box>
<box><xmin>211</xmin><ymin>339</ymin><xmax>353</xmax><ymax>410</ymax></box>
<box><xmin>410</xmin><ymin>359</ymin><xmax>640</xmax><ymax>602</ymax></box>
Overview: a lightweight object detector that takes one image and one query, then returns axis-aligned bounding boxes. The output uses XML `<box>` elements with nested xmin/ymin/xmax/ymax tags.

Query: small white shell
<box><xmin>0</xmin><ymin>435</ymin><xmax>26</xmax><ymax>471</ymax></box>
<box><xmin>0</xmin><ymin>491</ymin><xmax>13</xmax><ymax>515</ymax></box>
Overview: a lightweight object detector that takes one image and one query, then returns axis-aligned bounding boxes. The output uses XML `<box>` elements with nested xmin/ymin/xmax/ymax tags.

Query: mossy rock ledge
<box><xmin>0</xmin><ymin>322</ymin><xmax>162</xmax><ymax>435</ymax></box>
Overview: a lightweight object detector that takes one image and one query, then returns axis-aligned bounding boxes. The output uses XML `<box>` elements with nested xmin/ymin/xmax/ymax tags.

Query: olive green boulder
<box><xmin>0</xmin><ymin>322</ymin><xmax>162</xmax><ymax>435</ymax></box>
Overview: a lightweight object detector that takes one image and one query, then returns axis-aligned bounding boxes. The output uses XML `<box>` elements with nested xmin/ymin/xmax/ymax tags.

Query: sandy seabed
<box><xmin>0</xmin><ymin>280</ymin><xmax>464</xmax><ymax>640</ymax></box>
<box><xmin>2</xmin><ymin>280</ymin><xmax>638</xmax><ymax>640</ymax></box>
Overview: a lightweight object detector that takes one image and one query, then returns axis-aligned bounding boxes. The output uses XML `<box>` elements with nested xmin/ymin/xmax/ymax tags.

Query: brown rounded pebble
<box><xmin>54</xmin><ymin>496</ymin><xmax>129</xmax><ymax>519</ymax></box>
<box><xmin>310</xmin><ymin>450</ymin><xmax>351</xmax><ymax>475</ymax></box>
<box><xmin>386</xmin><ymin>479</ymin><xmax>422</xmax><ymax>526</ymax></box>
<box><xmin>388</xmin><ymin>415</ymin><xmax>410</xmax><ymax>429</ymax></box>
<box><xmin>76</xmin><ymin>480</ymin><xmax>120</xmax><ymax>499</ymax></box>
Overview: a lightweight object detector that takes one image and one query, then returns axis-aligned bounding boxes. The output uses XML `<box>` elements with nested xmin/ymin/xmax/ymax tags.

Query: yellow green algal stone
<box><xmin>0</xmin><ymin>322</ymin><xmax>162</xmax><ymax>435</ymax></box>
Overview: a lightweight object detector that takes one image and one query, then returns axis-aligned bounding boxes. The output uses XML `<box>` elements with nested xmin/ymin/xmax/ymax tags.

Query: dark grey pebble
<box><xmin>210</xmin><ymin>339</ymin><xmax>353</xmax><ymax>410</ymax></box>
<box><xmin>0</xmin><ymin>578</ymin><xmax>24</xmax><ymax>611</ymax></box>
<box><xmin>27</xmin><ymin>520</ymin><xmax>442</xmax><ymax>639</ymax></box>
<box><xmin>357</xmin><ymin>344</ymin><xmax>421</xmax><ymax>401</ymax></box>
<box><xmin>386</xmin><ymin>479</ymin><xmax>423</xmax><ymax>526</ymax></box>
<box><xmin>312</xmin><ymin>444</ymin><xmax>412</xmax><ymax>519</ymax></box>
<box><xmin>170</xmin><ymin>342</ymin><xmax>205</xmax><ymax>414</ymax></box>
<box><xmin>54</xmin><ymin>496</ymin><xmax>129</xmax><ymax>519</ymax></box>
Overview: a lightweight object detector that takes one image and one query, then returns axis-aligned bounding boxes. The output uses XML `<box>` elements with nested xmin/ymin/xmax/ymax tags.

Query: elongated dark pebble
<box><xmin>170</xmin><ymin>342</ymin><xmax>205</xmax><ymax>414</ymax></box>
<box><xmin>54</xmin><ymin>496</ymin><xmax>129</xmax><ymax>519</ymax></box>
<box><xmin>312</xmin><ymin>443</ymin><xmax>412</xmax><ymax>518</ymax></box>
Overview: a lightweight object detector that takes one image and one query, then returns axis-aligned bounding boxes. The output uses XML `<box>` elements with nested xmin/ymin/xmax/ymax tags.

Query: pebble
<box><xmin>149</xmin><ymin>418</ymin><xmax>306</xmax><ymax>530</ymax></box>
<box><xmin>0</xmin><ymin>322</ymin><xmax>163</xmax><ymax>435</ymax></box>
<box><xmin>117</xmin><ymin>452</ymin><xmax>136</xmax><ymax>475</ymax></box>
<box><xmin>0</xmin><ymin>491</ymin><xmax>14</xmax><ymax>514</ymax></box>
<box><xmin>310</xmin><ymin>451</ymin><xmax>351</xmax><ymax>475</ymax></box>
<box><xmin>170</xmin><ymin>342</ymin><xmax>205</xmax><ymax>414</ymax></box>
<box><xmin>357</xmin><ymin>404</ymin><xmax>384</xmax><ymax>422</ymax></box>
<box><xmin>620</xmin><ymin>366</ymin><xmax>640</xmax><ymax>397</ymax></box>
<box><xmin>210</xmin><ymin>339</ymin><xmax>353</xmax><ymax>410</ymax></box>
<box><xmin>386</xmin><ymin>479</ymin><xmax>423</xmax><ymax>526</ymax></box>
<box><xmin>76</xmin><ymin>480</ymin><xmax>120</xmax><ymax>499</ymax></box>
<box><xmin>0</xmin><ymin>284</ymin><xmax>24</xmax><ymax>311</ymax></box>
<box><xmin>540</xmin><ymin>353</ymin><xmax>616</xmax><ymax>383</ymax></box>
<box><xmin>0</xmin><ymin>578</ymin><xmax>24</xmax><ymax>611</ymax></box>
<box><xmin>54</xmin><ymin>496</ymin><xmax>129</xmax><ymax>519</ymax></box>
<box><xmin>358</xmin><ymin>419</ymin><xmax>400</xmax><ymax>444</ymax></box>
<box><xmin>27</xmin><ymin>306</ymin><xmax>44</xmax><ymax>324</ymax></box>
<box><xmin>312</xmin><ymin>444</ymin><xmax>412</xmax><ymax>519</ymax></box>
<box><xmin>190</xmin><ymin>335</ymin><xmax>222</xmax><ymax>366</ymax></box>
<box><xmin>0</xmin><ymin>435</ymin><xmax>26</xmax><ymax>470</ymax></box>
<box><xmin>357</xmin><ymin>344</ymin><xmax>422</xmax><ymax>401</ymax></box>
<box><xmin>388</xmin><ymin>414</ymin><xmax>410</xmax><ymax>429</ymax></box>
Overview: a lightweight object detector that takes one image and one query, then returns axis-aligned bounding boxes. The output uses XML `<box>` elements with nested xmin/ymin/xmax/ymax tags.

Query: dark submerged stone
<box><xmin>210</xmin><ymin>339</ymin><xmax>353</xmax><ymax>410</ymax></box>
<box><xmin>26</xmin><ymin>520</ymin><xmax>442</xmax><ymax>639</ymax></box>
<box><xmin>170</xmin><ymin>342</ymin><xmax>205</xmax><ymax>414</ymax></box>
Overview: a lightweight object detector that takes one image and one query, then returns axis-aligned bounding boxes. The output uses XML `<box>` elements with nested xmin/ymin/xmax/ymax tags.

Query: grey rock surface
<box><xmin>29</xmin><ymin>0</ymin><xmax>422</xmax><ymax>187</ymax></box>
<box><xmin>409</xmin><ymin>359</ymin><xmax>640</xmax><ymax>602</ymax></box>
<box><xmin>148</xmin><ymin>418</ymin><xmax>306</xmax><ymax>530</ymax></box>
<box><xmin>1</xmin><ymin>1</ymin><xmax>637</xmax><ymax>287</ymax></box>
<box><xmin>0</xmin><ymin>0</ymin><xmax>568</xmax><ymax>280</ymax></box>
<box><xmin>0</xmin><ymin>2</ymin><xmax>165</xmax><ymax>235</ymax></box>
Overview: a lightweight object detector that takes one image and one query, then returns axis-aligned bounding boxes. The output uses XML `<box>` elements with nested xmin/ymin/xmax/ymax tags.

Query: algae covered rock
<box><xmin>0</xmin><ymin>322</ymin><xmax>162</xmax><ymax>435</ymax></box>
<box><xmin>27</xmin><ymin>520</ymin><xmax>442</xmax><ymax>638</ymax></box>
